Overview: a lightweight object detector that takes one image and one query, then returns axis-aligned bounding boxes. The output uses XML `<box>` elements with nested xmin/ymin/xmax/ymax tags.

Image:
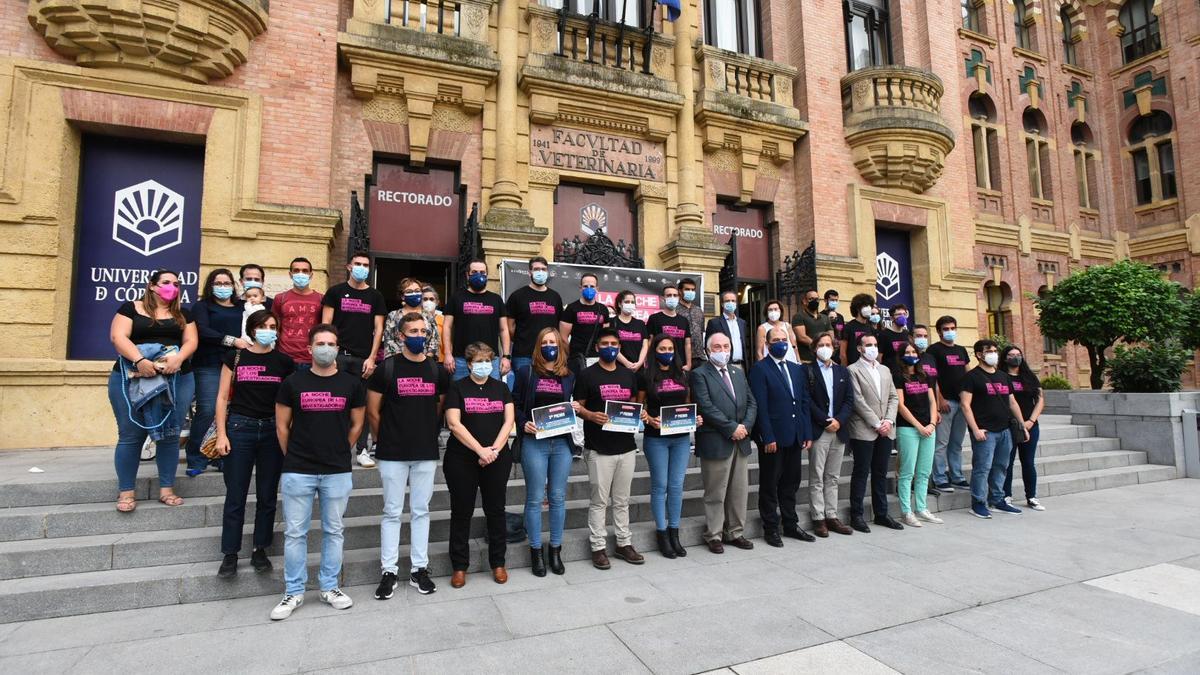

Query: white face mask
<box><xmin>862</xmin><ymin>346</ymin><xmax>879</xmax><ymax>362</ymax></box>
<box><xmin>621</xmin><ymin>303</ymin><xmax>636</xmax><ymax>315</ymax></box>
<box><xmin>767</xmin><ymin>310</ymin><xmax>781</xmax><ymax>322</ymax></box>
<box><xmin>816</xmin><ymin>346</ymin><xmax>834</xmax><ymax>362</ymax></box>
<box><xmin>421</xmin><ymin>300</ymin><xmax>436</xmax><ymax>313</ymax></box>
<box><xmin>983</xmin><ymin>352</ymin><xmax>999</xmax><ymax>367</ymax></box>
<box><xmin>860</xmin><ymin>306</ymin><xmax>873</xmax><ymax>319</ymax></box>
<box><xmin>708</xmin><ymin>351</ymin><xmax>730</xmax><ymax>367</ymax></box>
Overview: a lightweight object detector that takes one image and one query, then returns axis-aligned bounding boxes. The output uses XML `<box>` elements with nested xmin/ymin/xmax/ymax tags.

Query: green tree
<box><xmin>1182</xmin><ymin>290</ymin><xmax>1200</xmax><ymax>351</ymax></box>
<box><xmin>1034</xmin><ymin>260</ymin><xmax>1185</xmax><ymax>389</ymax></box>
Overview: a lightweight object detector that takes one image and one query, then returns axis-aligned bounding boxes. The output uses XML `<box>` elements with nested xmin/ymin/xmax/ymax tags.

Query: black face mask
<box><xmin>806</xmin><ymin>299</ymin><xmax>820</xmax><ymax>312</ymax></box>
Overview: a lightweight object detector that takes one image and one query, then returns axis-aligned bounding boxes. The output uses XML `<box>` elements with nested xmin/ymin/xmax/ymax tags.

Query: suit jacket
<box><xmin>846</xmin><ymin>359</ymin><xmax>899</xmax><ymax>441</ymax></box>
<box><xmin>690</xmin><ymin>361</ymin><xmax>758</xmax><ymax>459</ymax></box>
<box><xmin>704</xmin><ymin>315</ymin><xmax>751</xmax><ymax>364</ymax></box>
<box><xmin>748</xmin><ymin>357</ymin><xmax>812</xmax><ymax>448</ymax></box>
<box><xmin>806</xmin><ymin>360</ymin><xmax>855</xmax><ymax>443</ymax></box>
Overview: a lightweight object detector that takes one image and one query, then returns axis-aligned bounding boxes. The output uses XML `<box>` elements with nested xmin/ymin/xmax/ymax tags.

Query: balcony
<box><xmin>344</xmin><ymin>0</ymin><xmax>496</xmax><ymax>62</ymax></box>
<box><xmin>27</xmin><ymin>0</ymin><xmax>268</xmax><ymax>83</ymax></box>
<box><xmin>841</xmin><ymin>66</ymin><xmax>955</xmax><ymax>194</ymax></box>
<box><xmin>694</xmin><ymin>46</ymin><xmax>806</xmax><ymax>144</ymax></box>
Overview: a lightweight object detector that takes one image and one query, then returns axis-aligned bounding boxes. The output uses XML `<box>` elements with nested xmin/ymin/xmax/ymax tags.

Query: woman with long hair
<box><xmin>513</xmin><ymin>327</ymin><xmax>580</xmax><ymax>577</ymax></box>
<box><xmin>755</xmin><ymin>299</ymin><xmax>798</xmax><ymax>363</ymax></box>
<box><xmin>1001</xmin><ymin>345</ymin><xmax>1045</xmax><ymax>511</ymax></box>
<box><xmin>108</xmin><ymin>269</ymin><xmax>198</xmax><ymax>512</ymax></box>
<box><xmin>611</xmin><ymin>289</ymin><xmax>649</xmax><ymax>371</ymax></box>
<box><xmin>187</xmin><ymin>268</ymin><xmax>246</xmax><ymax>476</ymax></box>
<box><xmin>894</xmin><ymin>341</ymin><xmax>941</xmax><ymax>526</ymax></box>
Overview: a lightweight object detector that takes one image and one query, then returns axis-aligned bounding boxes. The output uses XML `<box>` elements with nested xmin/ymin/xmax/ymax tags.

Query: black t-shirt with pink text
<box><xmin>368</xmin><ymin>355</ymin><xmax>449</xmax><ymax>461</ymax></box>
<box><xmin>612</xmin><ymin>316</ymin><xmax>648</xmax><ymax>364</ymax></box>
<box><xmin>321</xmin><ymin>283</ymin><xmax>387</xmax><ymax>359</ymax></box>
<box><xmin>893</xmin><ymin>371</ymin><xmax>932</xmax><ymax>427</ymax></box>
<box><xmin>446</xmin><ymin>290</ymin><xmax>506</xmax><ymax>358</ymax></box>
<box><xmin>646</xmin><ymin>312</ymin><xmax>691</xmax><ymax>358</ymax></box>
<box><xmin>444</xmin><ymin>376</ymin><xmax>513</xmax><ymax>456</ymax></box>
<box><xmin>964</xmin><ymin>367</ymin><xmax>1013</xmax><ymax>433</ymax></box>
<box><xmin>276</xmin><ymin>369</ymin><xmax>367</xmax><ymax>474</ymax></box>
<box><xmin>574</xmin><ymin>364</ymin><xmax>638</xmax><ymax>454</ymax></box>
<box><xmin>562</xmin><ymin>300</ymin><xmax>608</xmax><ymax>358</ymax></box>
<box><xmin>927</xmin><ymin>342</ymin><xmax>971</xmax><ymax>399</ymax></box>
<box><xmin>222</xmin><ymin>348</ymin><xmax>295</xmax><ymax>419</ymax></box>
<box><xmin>505</xmin><ymin>285</ymin><xmax>563</xmax><ymax>359</ymax></box>
<box><xmin>640</xmin><ymin>369</ymin><xmax>690</xmax><ymax>437</ymax></box>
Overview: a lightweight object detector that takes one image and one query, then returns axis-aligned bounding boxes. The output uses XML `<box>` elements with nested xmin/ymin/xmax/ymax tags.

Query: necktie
<box><xmin>720</xmin><ymin>368</ymin><xmax>735</xmax><ymax>402</ymax></box>
<box><xmin>777</xmin><ymin>360</ymin><xmax>793</xmax><ymax>401</ymax></box>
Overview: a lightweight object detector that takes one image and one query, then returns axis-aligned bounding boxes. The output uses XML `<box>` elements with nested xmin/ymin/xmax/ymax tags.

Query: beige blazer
<box><xmin>847</xmin><ymin>359</ymin><xmax>899</xmax><ymax>441</ymax></box>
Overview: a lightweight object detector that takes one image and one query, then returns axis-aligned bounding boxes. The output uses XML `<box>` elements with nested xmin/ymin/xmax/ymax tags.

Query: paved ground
<box><xmin>2</xmin><ymin>479</ymin><xmax>1199</xmax><ymax>674</ymax></box>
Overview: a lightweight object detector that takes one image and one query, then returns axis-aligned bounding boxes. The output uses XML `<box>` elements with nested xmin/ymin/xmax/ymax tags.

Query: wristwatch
<box><xmin>222</xmin><ymin>335</ymin><xmax>236</xmax><ymax>347</ymax></box>
<box><xmin>502</xmin><ymin>354</ymin><xmax>511</xmax><ymax>359</ymax></box>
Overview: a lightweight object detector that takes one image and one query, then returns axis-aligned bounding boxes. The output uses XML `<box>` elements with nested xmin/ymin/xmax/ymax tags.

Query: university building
<box><xmin>2</xmin><ymin>0</ymin><xmax>1197</xmax><ymax>448</ymax></box>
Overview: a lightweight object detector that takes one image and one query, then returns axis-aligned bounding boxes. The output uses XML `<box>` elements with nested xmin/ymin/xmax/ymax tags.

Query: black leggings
<box><xmin>443</xmin><ymin>447</ymin><xmax>513</xmax><ymax>571</ymax></box>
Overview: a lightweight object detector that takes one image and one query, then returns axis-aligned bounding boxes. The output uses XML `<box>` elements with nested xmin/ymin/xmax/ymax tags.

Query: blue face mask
<box><xmin>664</xmin><ymin>297</ymin><xmax>679</xmax><ymax>310</ymax></box>
<box><xmin>914</xmin><ymin>337</ymin><xmax>929</xmax><ymax>351</ymax></box>
<box><xmin>291</xmin><ymin>273</ymin><xmax>310</xmax><ymax>288</ymax></box>
<box><xmin>212</xmin><ymin>286</ymin><xmax>233</xmax><ymax>300</ymax></box>
<box><xmin>942</xmin><ymin>330</ymin><xmax>957</xmax><ymax>343</ymax></box>
<box><xmin>351</xmin><ymin>265</ymin><xmax>370</xmax><ymax>282</ymax></box>
<box><xmin>581</xmin><ymin>287</ymin><xmax>597</xmax><ymax>302</ymax></box>
<box><xmin>470</xmin><ymin>361</ymin><xmax>493</xmax><ymax>379</ymax></box>
<box><xmin>468</xmin><ymin>272</ymin><xmax>488</xmax><ymax>291</ymax></box>
<box><xmin>598</xmin><ymin>346</ymin><xmax>620</xmax><ymax>363</ymax></box>
<box><xmin>723</xmin><ymin>301</ymin><xmax>737</xmax><ymax>314</ymax></box>
<box><xmin>869</xmin><ymin>314</ymin><xmax>881</xmax><ymax>325</ymax></box>
<box><xmin>254</xmin><ymin>329</ymin><xmax>277</xmax><ymax>346</ymax></box>
<box><xmin>403</xmin><ymin>293</ymin><xmax>422</xmax><ymax>308</ymax></box>
<box><xmin>902</xmin><ymin>355</ymin><xmax>920</xmax><ymax>365</ymax></box>
<box><xmin>540</xmin><ymin>345</ymin><xmax>558</xmax><ymax>361</ymax></box>
<box><xmin>683</xmin><ymin>290</ymin><xmax>696</xmax><ymax>303</ymax></box>
<box><xmin>404</xmin><ymin>335</ymin><xmax>427</xmax><ymax>355</ymax></box>
<box><xmin>768</xmin><ymin>341</ymin><xmax>789</xmax><ymax>359</ymax></box>
<box><xmin>655</xmin><ymin>351</ymin><xmax>675</xmax><ymax>366</ymax></box>
<box><xmin>531</xmin><ymin>270</ymin><xmax>549</xmax><ymax>285</ymax></box>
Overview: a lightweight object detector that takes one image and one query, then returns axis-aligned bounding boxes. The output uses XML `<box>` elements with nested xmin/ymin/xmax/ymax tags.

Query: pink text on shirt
<box><xmin>300</xmin><ymin>391</ymin><xmax>347</xmax><ymax>411</ymax></box>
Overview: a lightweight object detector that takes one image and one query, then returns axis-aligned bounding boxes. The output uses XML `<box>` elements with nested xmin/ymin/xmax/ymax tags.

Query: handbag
<box><xmin>199</xmin><ymin>350</ymin><xmax>240</xmax><ymax>459</ymax></box>
<box><xmin>1008</xmin><ymin>416</ymin><xmax>1028</xmax><ymax>446</ymax></box>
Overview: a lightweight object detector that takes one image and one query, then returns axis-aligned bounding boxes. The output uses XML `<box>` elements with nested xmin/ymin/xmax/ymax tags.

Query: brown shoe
<box><xmin>723</xmin><ymin>536</ymin><xmax>754</xmax><ymax>550</ymax></box>
<box><xmin>813</xmin><ymin>519</ymin><xmax>829</xmax><ymax>538</ymax></box>
<box><xmin>492</xmin><ymin>567</ymin><xmax>508</xmax><ymax>584</ymax></box>
<box><xmin>450</xmin><ymin>570</ymin><xmax>467</xmax><ymax>588</ymax></box>
<box><xmin>613</xmin><ymin>545</ymin><xmax>645</xmax><ymax>565</ymax></box>
<box><xmin>591</xmin><ymin>550</ymin><xmax>611</xmax><ymax>570</ymax></box>
<box><xmin>706</xmin><ymin>539</ymin><xmax>725</xmax><ymax>554</ymax></box>
<box><xmin>826</xmin><ymin>518</ymin><xmax>853</xmax><ymax>536</ymax></box>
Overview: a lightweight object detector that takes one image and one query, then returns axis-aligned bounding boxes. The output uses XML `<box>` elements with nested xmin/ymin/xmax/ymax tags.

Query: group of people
<box><xmin>107</xmin><ymin>256</ymin><xmax>1046</xmax><ymax>623</ymax></box>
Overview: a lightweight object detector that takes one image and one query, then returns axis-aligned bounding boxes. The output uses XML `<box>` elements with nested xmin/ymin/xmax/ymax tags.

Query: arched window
<box><xmin>1071</xmin><ymin>122</ymin><xmax>1099</xmax><ymax>210</ymax></box>
<box><xmin>1127</xmin><ymin>111</ymin><xmax>1176</xmax><ymax>205</ymax></box>
<box><xmin>844</xmin><ymin>0</ymin><xmax>892</xmax><ymax>72</ymax></box>
<box><xmin>704</xmin><ymin>0</ymin><xmax>762</xmax><ymax>57</ymax></box>
<box><xmin>1023</xmin><ymin>108</ymin><xmax>1052</xmax><ymax>201</ymax></box>
<box><xmin>984</xmin><ymin>281</ymin><xmax>1013</xmax><ymax>339</ymax></box>
<box><xmin>962</xmin><ymin>0</ymin><xmax>983</xmax><ymax>33</ymax></box>
<box><xmin>969</xmin><ymin>93</ymin><xmax>1002</xmax><ymax>191</ymax></box>
<box><xmin>1061</xmin><ymin>6</ymin><xmax>1077</xmax><ymax>65</ymax></box>
<box><xmin>1119</xmin><ymin>0</ymin><xmax>1161</xmax><ymax>63</ymax></box>
<box><xmin>1013</xmin><ymin>2</ymin><xmax>1033</xmax><ymax>50</ymax></box>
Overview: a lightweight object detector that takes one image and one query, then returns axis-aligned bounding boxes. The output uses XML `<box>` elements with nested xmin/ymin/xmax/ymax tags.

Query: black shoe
<box><xmin>410</xmin><ymin>567</ymin><xmax>437</xmax><ymax>594</ymax></box>
<box><xmin>851</xmin><ymin>518</ymin><xmax>871</xmax><ymax>533</ymax></box>
<box><xmin>667</xmin><ymin>528</ymin><xmax>687</xmax><ymax>557</ymax></box>
<box><xmin>951</xmin><ymin>480</ymin><xmax>970</xmax><ymax>490</ymax></box>
<box><xmin>217</xmin><ymin>553</ymin><xmax>237</xmax><ymax>578</ymax></box>
<box><xmin>763</xmin><ymin>530</ymin><xmax>784</xmax><ymax>548</ymax></box>
<box><xmin>571</xmin><ymin>446</ymin><xmax>583</xmax><ymax>461</ymax></box>
<box><xmin>530</xmin><ymin>547</ymin><xmax>547</xmax><ymax>577</ymax></box>
<box><xmin>783</xmin><ymin>527</ymin><xmax>816</xmax><ymax>543</ymax></box>
<box><xmin>656</xmin><ymin>530</ymin><xmax>677</xmax><ymax>558</ymax></box>
<box><xmin>874</xmin><ymin>516</ymin><xmax>905</xmax><ymax>530</ymax></box>
<box><xmin>375</xmin><ymin>571</ymin><xmax>399</xmax><ymax>600</ymax></box>
<box><xmin>250</xmin><ymin>548</ymin><xmax>272</xmax><ymax>572</ymax></box>
<box><xmin>927</xmin><ymin>484</ymin><xmax>943</xmax><ymax>496</ymax></box>
<box><xmin>546</xmin><ymin>545</ymin><xmax>565</xmax><ymax>575</ymax></box>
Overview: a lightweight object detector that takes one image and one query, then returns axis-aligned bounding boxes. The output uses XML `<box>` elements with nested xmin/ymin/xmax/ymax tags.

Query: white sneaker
<box><xmin>1004</xmin><ymin>496</ymin><xmax>1014</xmax><ymax>505</ymax></box>
<box><xmin>270</xmin><ymin>594</ymin><xmax>303</xmax><ymax>620</ymax></box>
<box><xmin>1027</xmin><ymin>498</ymin><xmax>1045</xmax><ymax>511</ymax></box>
<box><xmin>917</xmin><ymin>510</ymin><xmax>944</xmax><ymax>524</ymax></box>
<box><xmin>320</xmin><ymin>588</ymin><xmax>354</xmax><ymax>610</ymax></box>
<box><xmin>356</xmin><ymin>450</ymin><xmax>376</xmax><ymax>468</ymax></box>
<box><xmin>901</xmin><ymin>512</ymin><xmax>922</xmax><ymax>527</ymax></box>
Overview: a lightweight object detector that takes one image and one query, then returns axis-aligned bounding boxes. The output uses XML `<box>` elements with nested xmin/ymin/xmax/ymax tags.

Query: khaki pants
<box><xmin>700</xmin><ymin>451</ymin><xmax>750</xmax><ymax>542</ymax></box>
<box><xmin>809</xmin><ymin>433</ymin><xmax>846</xmax><ymax>519</ymax></box>
<box><xmin>586</xmin><ymin>450</ymin><xmax>636</xmax><ymax>551</ymax></box>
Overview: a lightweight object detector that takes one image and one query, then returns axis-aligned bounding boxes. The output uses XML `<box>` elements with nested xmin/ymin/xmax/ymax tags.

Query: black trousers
<box><xmin>849</xmin><ymin>436</ymin><xmax>893</xmax><ymax>520</ymax></box>
<box><xmin>757</xmin><ymin>442</ymin><xmax>804</xmax><ymax>531</ymax></box>
<box><xmin>221</xmin><ymin>414</ymin><xmax>283</xmax><ymax>554</ymax></box>
<box><xmin>443</xmin><ymin>446</ymin><xmax>513</xmax><ymax>571</ymax></box>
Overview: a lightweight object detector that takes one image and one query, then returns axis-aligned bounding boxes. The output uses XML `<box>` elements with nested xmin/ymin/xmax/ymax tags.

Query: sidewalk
<box><xmin>1</xmin><ymin>479</ymin><xmax>1199</xmax><ymax>674</ymax></box>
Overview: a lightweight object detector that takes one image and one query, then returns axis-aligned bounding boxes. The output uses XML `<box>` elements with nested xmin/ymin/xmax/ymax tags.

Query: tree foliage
<box><xmin>1181</xmin><ymin>290</ymin><xmax>1200</xmax><ymax>351</ymax></box>
<box><xmin>1105</xmin><ymin>340</ymin><xmax>1190</xmax><ymax>393</ymax></box>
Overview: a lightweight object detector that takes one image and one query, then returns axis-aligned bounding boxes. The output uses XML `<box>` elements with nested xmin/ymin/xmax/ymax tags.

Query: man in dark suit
<box><xmin>704</xmin><ymin>291</ymin><xmax>751</xmax><ymax>367</ymax></box>
<box><xmin>690</xmin><ymin>332</ymin><xmax>758</xmax><ymax>554</ymax></box>
<box><xmin>806</xmin><ymin>331</ymin><xmax>856</xmax><ymax>537</ymax></box>
<box><xmin>749</xmin><ymin>325</ymin><xmax>815</xmax><ymax>547</ymax></box>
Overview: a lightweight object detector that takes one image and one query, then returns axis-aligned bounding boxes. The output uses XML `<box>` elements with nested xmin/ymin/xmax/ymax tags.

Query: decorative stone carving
<box><xmin>362</xmin><ymin>95</ymin><xmax>408</xmax><ymax>123</ymax></box>
<box><xmin>27</xmin><ymin>0</ymin><xmax>268</xmax><ymax>84</ymax></box>
<box><xmin>432</xmin><ymin>105</ymin><xmax>473</xmax><ymax>133</ymax></box>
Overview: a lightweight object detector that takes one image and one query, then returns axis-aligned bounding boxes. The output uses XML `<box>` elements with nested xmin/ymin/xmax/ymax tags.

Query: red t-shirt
<box><xmin>273</xmin><ymin>289</ymin><xmax>324</xmax><ymax>364</ymax></box>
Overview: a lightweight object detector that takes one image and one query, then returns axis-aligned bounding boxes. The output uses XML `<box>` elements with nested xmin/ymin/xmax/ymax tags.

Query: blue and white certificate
<box><xmin>532</xmin><ymin>402</ymin><xmax>577</xmax><ymax>439</ymax></box>
<box><xmin>602</xmin><ymin>400</ymin><xmax>643</xmax><ymax>434</ymax></box>
<box><xmin>659</xmin><ymin>404</ymin><xmax>697</xmax><ymax>436</ymax></box>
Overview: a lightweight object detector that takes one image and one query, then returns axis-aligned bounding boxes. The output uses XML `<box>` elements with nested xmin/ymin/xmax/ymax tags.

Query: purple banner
<box><xmin>69</xmin><ymin>136</ymin><xmax>204</xmax><ymax>360</ymax></box>
<box><xmin>874</xmin><ymin>228</ymin><xmax>915</xmax><ymax>320</ymax></box>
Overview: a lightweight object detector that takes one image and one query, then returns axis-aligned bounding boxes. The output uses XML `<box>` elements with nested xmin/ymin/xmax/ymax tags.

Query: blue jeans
<box><xmin>281</xmin><ymin>472</ymin><xmax>353</xmax><ymax>595</ymax></box>
<box><xmin>520</xmin><ymin>436</ymin><xmax>573</xmax><ymax>548</ymax></box>
<box><xmin>970</xmin><ymin>428</ymin><xmax>1013</xmax><ymax>507</ymax></box>
<box><xmin>508</xmin><ymin>356</ymin><xmax>533</xmax><ymax>391</ymax></box>
<box><xmin>643</xmin><ymin>434</ymin><xmax>692</xmax><ymax>530</ymax></box>
<box><xmin>378</xmin><ymin>459</ymin><xmax>437</xmax><ymax>573</ymax></box>
<box><xmin>221</xmin><ymin>414</ymin><xmax>283</xmax><ymax>554</ymax></box>
<box><xmin>1004</xmin><ymin>421</ymin><xmax>1040</xmax><ymax>500</ymax></box>
<box><xmin>933</xmin><ymin>400</ymin><xmax>967</xmax><ymax>484</ymax></box>
<box><xmin>185</xmin><ymin>365</ymin><xmax>221</xmax><ymax>471</ymax></box>
<box><xmin>452</xmin><ymin>356</ymin><xmax>501</xmax><ymax>382</ymax></box>
<box><xmin>108</xmin><ymin>369</ymin><xmax>195</xmax><ymax>492</ymax></box>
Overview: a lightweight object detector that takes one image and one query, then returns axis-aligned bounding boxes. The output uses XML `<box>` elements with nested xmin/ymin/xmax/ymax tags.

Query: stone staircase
<box><xmin>0</xmin><ymin>415</ymin><xmax>1176</xmax><ymax>623</ymax></box>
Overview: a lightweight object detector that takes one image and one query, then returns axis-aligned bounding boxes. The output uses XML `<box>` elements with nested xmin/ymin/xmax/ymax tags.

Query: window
<box><xmin>969</xmin><ymin>93</ymin><xmax>1002</xmax><ymax>191</ymax></box>
<box><xmin>1119</xmin><ymin>0</ymin><xmax>1161</xmax><ymax>63</ymax></box>
<box><xmin>844</xmin><ymin>0</ymin><xmax>892</xmax><ymax>72</ymax></box>
<box><xmin>985</xmin><ymin>281</ymin><xmax>1013</xmax><ymax>339</ymax></box>
<box><xmin>1127</xmin><ymin>111</ymin><xmax>1176</xmax><ymax>205</ymax></box>
<box><xmin>543</xmin><ymin>0</ymin><xmax>644</xmax><ymax>27</ymax></box>
<box><xmin>1072</xmin><ymin>122</ymin><xmax>1099</xmax><ymax>210</ymax></box>
<box><xmin>961</xmin><ymin>0</ymin><xmax>982</xmax><ymax>33</ymax></box>
<box><xmin>1061</xmin><ymin>6</ymin><xmax>1077</xmax><ymax>65</ymax></box>
<box><xmin>1023</xmin><ymin>108</ymin><xmax>1052</xmax><ymax>201</ymax></box>
<box><xmin>1013</xmin><ymin>2</ymin><xmax>1033</xmax><ymax>50</ymax></box>
<box><xmin>704</xmin><ymin>0</ymin><xmax>762</xmax><ymax>57</ymax></box>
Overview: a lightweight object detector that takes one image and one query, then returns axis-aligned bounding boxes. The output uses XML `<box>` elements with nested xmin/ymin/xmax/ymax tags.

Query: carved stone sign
<box><xmin>530</xmin><ymin>125</ymin><xmax>665</xmax><ymax>182</ymax></box>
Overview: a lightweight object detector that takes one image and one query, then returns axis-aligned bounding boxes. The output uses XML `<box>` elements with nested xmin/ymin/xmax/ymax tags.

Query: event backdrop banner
<box><xmin>501</xmin><ymin>260</ymin><xmax>703</xmax><ymax>319</ymax></box>
<box><xmin>69</xmin><ymin>136</ymin><xmax>204</xmax><ymax>360</ymax></box>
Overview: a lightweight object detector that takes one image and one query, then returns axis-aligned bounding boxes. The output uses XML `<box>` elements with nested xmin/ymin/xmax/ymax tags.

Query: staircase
<box><xmin>0</xmin><ymin>415</ymin><xmax>1176</xmax><ymax>623</ymax></box>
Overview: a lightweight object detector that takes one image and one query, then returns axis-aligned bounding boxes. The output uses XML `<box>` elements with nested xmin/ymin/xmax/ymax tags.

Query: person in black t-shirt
<box><xmin>823</xmin><ymin>289</ymin><xmax>845</xmax><ymax>351</ymax></box>
<box><xmin>211</xmin><ymin>309</ymin><xmax>294</xmax><ymax>578</ymax></box>
<box><xmin>611</xmin><ymin>289</ymin><xmax>649</xmax><ymax>371</ymax></box>
<box><xmin>893</xmin><ymin>342</ymin><xmax>940</xmax><ymax>528</ymax></box>
<box><xmin>574</xmin><ymin>328</ymin><xmax>644</xmax><ymax>569</ymax></box>
<box><xmin>841</xmin><ymin>293</ymin><xmax>878</xmax><ymax>366</ymax></box>
<box><xmin>927</xmin><ymin>316</ymin><xmax>971</xmax><ymax>490</ymax></box>
<box><xmin>961</xmin><ymin>339</ymin><xmax>1029</xmax><ymax>520</ymax></box>
<box><xmin>506</xmin><ymin>256</ymin><xmax>563</xmax><ymax>376</ymax></box>
<box><xmin>444</xmin><ymin>341</ymin><xmax>515</xmax><ymax>588</ymax></box>
<box><xmin>270</xmin><ymin>323</ymin><xmax>366</xmax><ymax>621</ymax></box>
<box><xmin>1000</xmin><ymin>345</ymin><xmax>1046</xmax><ymax>511</ymax></box>
<box><xmin>559</xmin><ymin>272</ymin><xmax>609</xmax><ymax>373</ymax></box>
<box><xmin>646</xmin><ymin>285</ymin><xmax>693</xmax><ymax>368</ymax></box>
<box><xmin>443</xmin><ymin>259</ymin><xmax>510</xmax><ymax>382</ymax></box>
<box><xmin>877</xmin><ymin>303</ymin><xmax>911</xmax><ymax>367</ymax></box>
<box><xmin>367</xmin><ymin>312</ymin><xmax>448</xmax><ymax>598</ymax></box>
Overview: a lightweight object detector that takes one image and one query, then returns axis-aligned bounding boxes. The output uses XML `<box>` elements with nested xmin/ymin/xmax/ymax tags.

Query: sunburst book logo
<box><xmin>112</xmin><ymin>180</ymin><xmax>185</xmax><ymax>256</ymax></box>
<box><xmin>876</xmin><ymin>252</ymin><xmax>901</xmax><ymax>301</ymax></box>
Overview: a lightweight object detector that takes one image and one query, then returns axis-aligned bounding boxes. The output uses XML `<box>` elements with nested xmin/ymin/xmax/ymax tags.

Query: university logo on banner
<box><xmin>112</xmin><ymin>180</ymin><xmax>185</xmax><ymax>256</ymax></box>
<box><xmin>875</xmin><ymin>252</ymin><xmax>902</xmax><ymax>301</ymax></box>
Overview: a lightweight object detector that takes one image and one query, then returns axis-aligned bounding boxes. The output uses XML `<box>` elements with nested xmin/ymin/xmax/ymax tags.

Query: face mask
<box><xmin>902</xmin><ymin>355</ymin><xmax>920</xmax><ymax>366</ymax></box>
<box><xmin>768</xmin><ymin>341</ymin><xmax>789</xmax><ymax>359</ymax></box>
<box><xmin>540</xmin><ymin>345</ymin><xmax>559</xmax><ymax>361</ymax></box>
<box><xmin>767</xmin><ymin>310</ymin><xmax>781</xmax><ymax>322</ymax></box>
<box><xmin>468</xmin><ymin>273</ymin><xmax>488</xmax><ymax>291</ymax></box>
<box><xmin>255</xmin><ymin>329</ymin><xmax>277</xmax><ymax>347</ymax></box>
<box><xmin>723</xmin><ymin>301</ymin><xmax>737</xmax><ymax>314</ymax></box>
<box><xmin>828</xmin><ymin>300</ymin><xmax>839</xmax><ymax>311</ymax></box>
<box><xmin>312</xmin><ymin>344</ymin><xmax>338</xmax><ymax>367</ymax></box>
<box><xmin>894</xmin><ymin>315</ymin><xmax>908</xmax><ymax>328</ymax></box>
<box><xmin>683</xmin><ymin>290</ymin><xmax>696</xmax><ymax>303</ymax></box>
<box><xmin>621</xmin><ymin>302</ymin><xmax>636</xmax><ymax>315</ymax></box>
<box><xmin>470</xmin><ymin>361</ymin><xmax>494</xmax><ymax>379</ymax></box>
<box><xmin>942</xmin><ymin>330</ymin><xmax>957</xmax><ymax>343</ymax></box>
<box><xmin>664</xmin><ymin>296</ymin><xmax>679</xmax><ymax>310</ymax></box>
<box><xmin>243</xmin><ymin>280</ymin><xmax>263</xmax><ymax>290</ymax></box>
<box><xmin>581</xmin><ymin>287</ymin><xmax>597</xmax><ymax>302</ymax></box>
<box><xmin>914</xmin><ymin>337</ymin><xmax>929</xmax><ymax>351</ymax></box>
<box><xmin>869</xmin><ymin>314</ymin><xmax>881</xmax><ymax>325</ymax></box>
<box><xmin>816</xmin><ymin>346</ymin><xmax>834</xmax><ymax>362</ymax></box>
<box><xmin>404</xmin><ymin>335</ymin><xmax>427</xmax><ymax>355</ymax></box>
<box><xmin>862</xmin><ymin>346</ymin><xmax>879</xmax><ymax>362</ymax></box>
<box><xmin>860</xmin><ymin>306</ymin><xmax>873</xmax><ymax>319</ymax></box>
<box><xmin>1007</xmin><ymin>355</ymin><xmax>1023</xmax><ymax>367</ymax></box>
<box><xmin>155</xmin><ymin>284</ymin><xmax>179</xmax><ymax>302</ymax></box>
<box><xmin>807</xmin><ymin>299</ymin><xmax>820</xmax><ymax>312</ymax></box>
<box><xmin>403</xmin><ymin>293</ymin><xmax>422</xmax><ymax>308</ymax></box>
<box><xmin>655</xmin><ymin>351</ymin><xmax>675</xmax><ymax>366</ymax></box>
<box><xmin>598</xmin><ymin>346</ymin><xmax>620</xmax><ymax>363</ymax></box>
<box><xmin>350</xmin><ymin>266</ymin><xmax>369</xmax><ymax>282</ymax></box>
<box><xmin>212</xmin><ymin>286</ymin><xmax>233</xmax><ymax>300</ymax></box>
<box><xmin>709</xmin><ymin>351</ymin><xmax>730</xmax><ymax>367</ymax></box>
<box><xmin>291</xmin><ymin>273</ymin><xmax>310</xmax><ymax>289</ymax></box>
<box><xmin>421</xmin><ymin>300</ymin><xmax>437</xmax><ymax>313</ymax></box>
<box><xmin>983</xmin><ymin>352</ymin><xmax>999</xmax><ymax>367</ymax></box>
<box><xmin>531</xmin><ymin>270</ymin><xmax>548</xmax><ymax>285</ymax></box>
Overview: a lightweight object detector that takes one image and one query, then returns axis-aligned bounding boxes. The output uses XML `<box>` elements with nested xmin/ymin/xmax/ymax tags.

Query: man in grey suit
<box><xmin>846</xmin><ymin>333</ymin><xmax>904</xmax><ymax>533</ymax></box>
<box><xmin>690</xmin><ymin>332</ymin><xmax>758</xmax><ymax>553</ymax></box>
